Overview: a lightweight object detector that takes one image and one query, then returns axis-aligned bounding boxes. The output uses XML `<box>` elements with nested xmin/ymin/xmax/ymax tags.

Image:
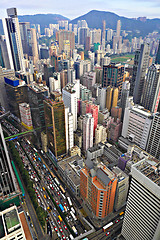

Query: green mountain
<box><xmin>70</xmin><ymin>10</ymin><xmax>160</xmax><ymax>37</ymax></box>
<box><xmin>0</xmin><ymin>14</ymin><xmax>70</xmax><ymax>35</ymax></box>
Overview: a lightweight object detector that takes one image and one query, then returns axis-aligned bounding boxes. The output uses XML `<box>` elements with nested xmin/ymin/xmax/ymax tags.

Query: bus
<box><xmin>67</xmin><ymin>197</ymin><xmax>72</xmax><ymax>207</ymax></box>
<box><xmin>103</xmin><ymin>222</ymin><xmax>113</xmax><ymax>232</ymax></box>
<box><xmin>54</xmin><ymin>177</ymin><xmax>60</xmax><ymax>186</ymax></box>
<box><xmin>33</xmin><ymin>148</ymin><xmax>37</xmax><ymax>152</ymax></box>
<box><xmin>69</xmin><ymin>234</ymin><xmax>74</xmax><ymax>240</ymax></box>
<box><xmin>59</xmin><ymin>204</ymin><xmax>65</xmax><ymax>213</ymax></box>
<box><xmin>61</xmin><ymin>194</ymin><xmax>66</xmax><ymax>200</ymax></box>
<box><xmin>58</xmin><ymin>215</ymin><xmax>62</xmax><ymax>222</ymax></box>
<box><xmin>72</xmin><ymin>226</ymin><xmax>78</xmax><ymax>235</ymax></box>
<box><xmin>26</xmin><ymin>140</ymin><xmax>31</xmax><ymax>145</ymax></box>
<box><xmin>59</xmin><ymin>185</ymin><xmax>65</xmax><ymax>194</ymax></box>
<box><xmin>70</xmin><ymin>211</ymin><xmax>77</xmax><ymax>221</ymax></box>
<box><xmin>119</xmin><ymin>211</ymin><xmax>124</xmax><ymax>216</ymax></box>
<box><xmin>71</xmin><ymin>207</ymin><xmax>75</xmax><ymax>214</ymax></box>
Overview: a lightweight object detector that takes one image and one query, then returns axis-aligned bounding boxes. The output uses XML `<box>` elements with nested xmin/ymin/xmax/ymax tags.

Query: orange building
<box><xmin>80</xmin><ymin>160</ymin><xmax>117</xmax><ymax>218</ymax></box>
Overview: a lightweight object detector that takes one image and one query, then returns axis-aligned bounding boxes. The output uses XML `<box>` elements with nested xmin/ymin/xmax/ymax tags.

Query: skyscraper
<box><xmin>62</xmin><ymin>84</ymin><xmax>77</xmax><ymax>131</ymax></box>
<box><xmin>44</xmin><ymin>98</ymin><xmax>66</xmax><ymax>158</ymax></box>
<box><xmin>103</xmin><ymin>63</ymin><xmax>124</xmax><ymax>98</ymax></box>
<box><xmin>133</xmin><ymin>43</ymin><xmax>150</xmax><ymax>104</ymax></box>
<box><xmin>56</xmin><ymin>30</ymin><xmax>75</xmax><ymax>54</ymax></box>
<box><xmin>120</xmin><ymin>81</ymin><xmax>130</xmax><ymax>120</ymax></box>
<box><xmin>0</xmin><ymin>123</ymin><xmax>17</xmax><ymax>197</ymax></box>
<box><xmin>141</xmin><ymin>64</ymin><xmax>160</xmax><ymax>113</ymax></box>
<box><xmin>80</xmin><ymin>161</ymin><xmax>117</xmax><ymax>219</ymax></box>
<box><xmin>155</xmin><ymin>40</ymin><xmax>160</xmax><ymax>64</ymax></box>
<box><xmin>147</xmin><ymin>113</ymin><xmax>160</xmax><ymax>158</ymax></box>
<box><xmin>102</xmin><ymin>20</ymin><xmax>106</xmax><ymax>51</ymax></box>
<box><xmin>116</xmin><ymin>20</ymin><xmax>121</xmax><ymax>39</ymax></box>
<box><xmin>121</xmin><ymin>158</ymin><xmax>160</xmax><ymax>240</ymax></box>
<box><xmin>106</xmin><ymin>86</ymin><xmax>118</xmax><ymax>111</ymax></box>
<box><xmin>19</xmin><ymin>22</ymin><xmax>30</xmax><ymax>56</ymax></box>
<box><xmin>83</xmin><ymin>113</ymin><xmax>94</xmax><ymax>151</ymax></box>
<box><xmin>2</xmin><ymin>8</ymin><xmax>25</xmax><ymax>72</ymax></box>
<box><xmin>130</xmin><ymin>48</ymin><xmax>141</xmax><ymax>96</ymax></box>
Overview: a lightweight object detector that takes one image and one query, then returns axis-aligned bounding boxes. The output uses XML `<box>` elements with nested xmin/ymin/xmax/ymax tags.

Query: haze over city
<box><xmin>0</xmin><ymin>0</ymin><xmax>160</xmax><ymax>19</ymax></box>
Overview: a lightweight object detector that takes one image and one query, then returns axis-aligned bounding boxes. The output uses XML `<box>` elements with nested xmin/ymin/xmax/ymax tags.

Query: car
<box><xmin>62</xmin><ymin>235</ymin><xmax>66</xmax><ymax>240</ymax></box>
<box><xmin>59</xmin><ymin>227</ymin><xmax>63</xmax><ymax>233</ymax></box>
<box><xmin>51</xmin><ymin>187</ymin><xmax>54</xmax><ymax>190</ymax></box>
<box><xmin>54</xmin><ymin>227</ymin><xmax>58</xmax><ymax>232</ymax></box>
<box><xmin>115</xmin><ymin>219</ymin><xmax>120</xmax><ymax>223</ymax></box>
<box><xmin>64</xmin><ymin>225</ymin><xmax>67</xmax><ymax>230</ymax></box>
<box><xmin>120</xmin><ymin>216</ymin><xmax>124</xmax><ymax>220</ymax></box>
<box><xmin>64</xmin><ymin>202</ymin><xmax>67</xmax><ymax>206</ymax></box>
<box><xmin>37</xmin><ymin>195</ymin><xmax>40</xmax><ymax>199</ymax></box>
<box><xmin>57</xmin><ymin>192</ymin><xmax>60</xmax><ymax>196</ymax></box>
<box><xmin>30</xmin><ymin>223</ymin><xmax>33</xmax><ymax>228</ymax></box>
<box><xmin>51</xmin><ymin>221</ymin><xmax>54</xmax><ymax>226</ymax></box>
<box><xmin>106</xmin><ymin>231</ymin><xmax>110</xmax><ymax>236</ymax></box>
<box><xmin>57</xmin><ymin>220</ymin><xmax>61</xmax><ymax>225</ymax></box>
<box><xmin>53</xmin><ymin>212</ymin><xmax>56</xmax><ymax>217</ymax></box>
<box><xmin>56</xmin><ymin>200</ymin><xmax>59</xmax><ymax>205</ymax></box>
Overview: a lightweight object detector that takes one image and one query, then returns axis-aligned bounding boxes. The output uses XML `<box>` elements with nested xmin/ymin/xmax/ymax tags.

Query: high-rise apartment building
<box><xmin>80</xmin><ymin>161</ymin><xmax>117</xmax><ymax>219</ymax></box>
<box><xmin>95</xmin><ymin>124</ymin><xmax>107</xmax><ymax>144</ymax></box>
<box><xmin>56</xmin><ymin>30</ymin><xmax>75</xmax><ymax>54</ymax></box>
<box><xmin>103</xmin><ymin>63</ymin><xmax>124</xmax><ymax>98</ymax></box>
<box><xmin>141</xmin><ymin>64</ymin><xmax>160</xmax><ymax>113</ymax></box>
<box><xmin>130</xmin><ymin>48</ymin><xmax>141</xmax><ymax>96</ymax></box>
<box><xmin>106</xmin><ymin>86</ymin><xmax>118</xmax><ymax>111</ymax></box>
<box><xmin>83</xmin><ymin>113</ymin><xmax>94</xmax><ymax>151</ymax></box>
<box><xmin>155</xmin><ymin>41</ymin><xmax>160</xmax><ymax>64</ymax></box>
<box><xmin>44</xmin><ymin>98</ymin><xmax>66</xmax><ymax>158</ymax></box>
<box><xmin>122</xmin><ymin>105</ymin><xmax>153</xmax><ymax>150</ymax></box>
<box><xmin>78</xmin><ymin>27</ymin><xmax>89</xmax><ymax>45</ymax></box>
<box><xmin>2</xmin><ymin>8</ymin><xmax>25</xmax><ymax>72</ymax></box>
<box><xmin>62</xmin><ymin>84</ymin><xmax>77</xmax><ymax>131</ymax></box>
<box><xmin>120</xmin><ymin>81</ymin><xmax>130</xmax><ymax>120</ymax></box>
<box><xmin>121</xmin><ymin>158</ymin><xmax>160</xmax><ymax>240</ymax></box>
<box><xmin>19</xmin><ymin>103</ymin><xmax>33</xmax><ymax>130</ymax></box>
<box><xmin>147</xmin><ymin>113</ymin><xmax>160</xmax><ymax>159</ymax></box>
<box><xmin>133</xmin><ymin>43</ymin><xmax>150</xmax><ymax>104</ymax></box>
<box><xmin>65</xmin><ymin>107</ymin><xmax>74</xmax><ymax>151</ymax></box>
<box><xmin>19</xmin><ymin>22</ymin><xmax>30</xmax><ymax>55</ymax></box>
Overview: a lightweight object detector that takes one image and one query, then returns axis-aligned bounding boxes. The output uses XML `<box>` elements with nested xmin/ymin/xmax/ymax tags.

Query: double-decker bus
<box><xmin>67</xmin><ymin>197</ymin><xmax>72</xmax><ymax>207</ymax></box>
<box><xmin>59</xmin><ymin>204</ymin><xmax>65</xmax><ymax>213</ymax></box>
<box><xmin>103</xmin><ymin>222</ymin><xmax>113</xmax><ymax>232</ymax></box>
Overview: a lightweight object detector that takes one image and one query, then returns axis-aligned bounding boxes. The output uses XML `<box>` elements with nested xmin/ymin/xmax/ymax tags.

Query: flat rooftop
<box><xmin>58</xmin><ymin>155</ymin><xmax>84</xmax><ymax>186</ymax></box>
<box><xmin>28</xmin><ymin>82</ymin><xmax>48</xmax><ymax>93</ymax></box>
<box><xmin>135</xmin><ymin>158</ymin><xmax>160</xmax><ymax>187</ymax></box>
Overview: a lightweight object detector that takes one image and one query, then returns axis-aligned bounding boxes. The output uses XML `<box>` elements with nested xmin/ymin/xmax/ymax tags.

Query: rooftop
<box><xmin>135</xmin><ymin>158</ymin><xmax>160</xmax><ymax>187</ymax></box>
<box><xmin>28</xmin><ymin>82</ymin><xmax>49</xmax><ymax>93</ymax></box>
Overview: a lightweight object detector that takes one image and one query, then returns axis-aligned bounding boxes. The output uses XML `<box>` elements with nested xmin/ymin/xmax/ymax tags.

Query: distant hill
<box><xmin>1</xmin><ymin>10</ymin><xmax>160</xmax><ymax>37</ymax></box>
<box><xmin>70</xmin><ymin>10</ymin><xmax>160</xmax><ymax>37</ymax></box>
<box><xmin>0</xmin><ymin>14</ymin><xmax>70</xmax><ymax>35</ymax></box>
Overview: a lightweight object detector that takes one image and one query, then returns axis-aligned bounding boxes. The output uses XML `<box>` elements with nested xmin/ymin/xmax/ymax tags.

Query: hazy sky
<box><xmin>0</xmin><ymin>0</ymin><xmax>160</xmax><ymax>19</ymax></box>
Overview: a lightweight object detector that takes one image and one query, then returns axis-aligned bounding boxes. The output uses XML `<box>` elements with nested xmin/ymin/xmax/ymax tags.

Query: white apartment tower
<box><xmin>83</xmin><ymin>113</ymin><xmax>94</xmax><ymax>151</ymax></box>
<box><xmin>122</xmin><ymin>105</ymin><xmax>152</xmax><ymax>150</ymax></box>
<box><xmin>65</xmin><ymin>107</ymin><xmax>74</xmax><ymax>151</ymax></box>
<box><xmin>2</xmin><ymin>8</ymin><xmax>25</xmax><ymax>72</ymax></box>
<box><xmin>121</xmin><ymin>158</ymin><xmax>160</xmax><ymax>240</ymax></box>
<box><xmin>62</xmin><ymin>84</ymin><xmax>77</xmax><ymax>131</ymax></box>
